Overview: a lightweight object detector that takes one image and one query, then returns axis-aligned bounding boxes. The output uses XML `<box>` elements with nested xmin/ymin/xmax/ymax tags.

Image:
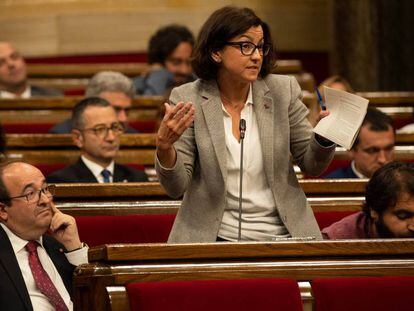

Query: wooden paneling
<box><xmin>0</xmin><ymin>1</ymin><xmax>330</xmax><ymax>57</ymax></box>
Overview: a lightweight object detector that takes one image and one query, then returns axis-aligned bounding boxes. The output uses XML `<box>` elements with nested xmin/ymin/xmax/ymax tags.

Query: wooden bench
<box><xmin>0</xmin><ymin>93</ymin><xmax>316</xmax><ymax>133</ymax></box>
<box><xmin>106</xmin><ymin>281</ymin><xmax>311</xmax><ymax>311</ymax></box>
<box><xmin>73</xmin><ymin>240</ymin><xmax>414</xmax><ymax>311</ymax></box>
<box><xmin>26</xmin><ymin>60</ymin><xmax>303</xmax><ymax>79</ymax></box>
<box><xmin>48</xmin><ymin>180</ymin><xmax>368</xmax><ymax>203</ymax></box>
<box><xmin>26</xmin><ymin>60</ymin><xmax>305</xmax><ymax>94</ymax></box>
<box><xmin>0</xmin><ymin>96</ymin><xmax>163</xmax><ymax>133</ymax></box>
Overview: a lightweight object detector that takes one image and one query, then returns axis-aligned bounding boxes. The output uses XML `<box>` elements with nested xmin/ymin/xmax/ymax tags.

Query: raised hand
<box><xmin>156</xmin><ymin>101</ymin><xmax>195</xmax><ymax>151</ymax></box>
<box><xmin>49</xmin><ymin>202</ymin><xmax>82</xmax><ymax>251</ymax></box>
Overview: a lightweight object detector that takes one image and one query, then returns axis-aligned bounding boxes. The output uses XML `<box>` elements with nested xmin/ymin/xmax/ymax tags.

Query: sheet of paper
<box><xmin>313</xmin><ymin>86</ymin><xmax>369</xmax><ymax>150</ymax></box>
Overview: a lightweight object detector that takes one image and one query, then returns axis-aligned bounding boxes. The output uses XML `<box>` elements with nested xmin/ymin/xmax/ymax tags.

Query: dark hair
<box><xmin>148</xmin><ymin>25</ymin><xmax>194</xmax><ymax>65</ymax></box>
<box><xmin>192</xmin><ymin>6</ymin><xmax>276</xmax><ymax>81</ymax></box>
<box><xmin>353</xmin><ymin>106</ymin><xmax>395</xmax><ymax>148</ymax></box>
<box><xmin>364</xmin><ymin>162</ymin><xmax>414</xmax><ymax>218</ymax></box>
<box><xmin>71</xmin><ymin>97</ymin><xmax>111</xmax><ymax>130</ymax></box>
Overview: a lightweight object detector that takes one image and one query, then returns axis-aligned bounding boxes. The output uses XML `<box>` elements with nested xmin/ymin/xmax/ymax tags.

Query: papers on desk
<box><xmin>313</xmin><ymin>86</ymin><xmax>369</xmax><ymax>150</ymax></box>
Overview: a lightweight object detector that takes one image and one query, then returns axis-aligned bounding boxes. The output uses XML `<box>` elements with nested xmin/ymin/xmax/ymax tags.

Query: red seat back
<box><xmin>3</xmin><ymin>123</ymin><xmax>54</xmax><ymax>133</ymax></box>
<box><xmin>314</xmin><ymin>211</ymin><xmax>356</xmax><ymax>230</ymax></box>
<box><xmin>75</xmin><ymin>214</ymin><xmax>175</xmax><ymax>246</ymax></box>
<box><xmin>312</xmin><ymin>276</ymin><xmax>414</xmax><ymax>311</ymax></box>
<box><xmin>126</xmin><ymin>278</ymin><xmax>303</xmax><ymax>311</ymax></box>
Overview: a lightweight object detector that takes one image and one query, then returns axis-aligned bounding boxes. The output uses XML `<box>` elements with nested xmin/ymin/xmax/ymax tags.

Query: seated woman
<box><xmin>155</xmin><ymin>6</ymin><xmax>336</xmax><ymax>243</ymax></box>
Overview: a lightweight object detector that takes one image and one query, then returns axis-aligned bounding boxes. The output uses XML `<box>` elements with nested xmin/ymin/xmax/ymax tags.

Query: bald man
<box><xmin>0</xmin><ymin>42</ymin><xmax>61</xmax><ymax>98</ymax></box>
<box><xmin>0</xmin><ymin>162</ymin><xmax>88</xmax><ymax>310</ymax></box>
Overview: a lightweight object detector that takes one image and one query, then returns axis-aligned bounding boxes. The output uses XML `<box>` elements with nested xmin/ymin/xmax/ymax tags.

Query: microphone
<box><xmin>238</xmin><ymin>119</ymin><xmax>246</xmax><ymax>241</ymax></box>
<box><xmin>239</xmin><ymin>119</ymin><xmax>246</xmax><ymax>139</ymax></box>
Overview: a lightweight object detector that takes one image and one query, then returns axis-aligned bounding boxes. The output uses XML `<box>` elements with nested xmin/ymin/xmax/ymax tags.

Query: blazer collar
<box><xmin>0</xmin><ymin>226</ymin><xmax>32</xmax><ymax>310</ymax></box>
<box><xmin>252</xmin><ymin>78</ymin><xmax>275</xmax><ymax>189</ymax></box>
<box><xmin>200</xmin><ymin>80</ymin><xmax>227</xmax><ymax>182</ymax></box>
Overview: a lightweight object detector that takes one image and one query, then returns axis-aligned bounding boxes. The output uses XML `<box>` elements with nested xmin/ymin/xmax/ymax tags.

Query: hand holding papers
<box><xmin>313</xmin><ymin>87</ymin><xmax>369</xmax><ymax>150</ymax></box>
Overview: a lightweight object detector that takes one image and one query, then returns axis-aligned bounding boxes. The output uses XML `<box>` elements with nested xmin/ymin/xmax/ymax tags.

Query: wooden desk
<box><xmin>48</xmin><ymin>180</ymin><xmax>368</xmax><ymax>203</ymax></box>
<box><xmin>74</xmin><ymin>240</ymin><xmax>414</xmax><ymax>311</ymax></box>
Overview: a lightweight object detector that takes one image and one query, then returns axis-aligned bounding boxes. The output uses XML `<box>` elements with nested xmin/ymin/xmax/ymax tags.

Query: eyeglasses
<box><xmin>225</xmin><ymin>41</ymin><xmax>271</xmax><ymax>56</ymax></box>
<box><xmin>82</xmin><ymin>122</ymin><xmax>125</xmax><ymax>138</ymax></box>
<box><xmin>7</xmin><ymin>185</ymin><xmax>55</xmax><ymax>204</ymax></box>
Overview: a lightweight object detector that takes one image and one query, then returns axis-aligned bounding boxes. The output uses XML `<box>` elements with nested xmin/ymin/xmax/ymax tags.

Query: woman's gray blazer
<box><xmin>156</xmin><ymin>74</ymin><xmax>335</xmax><ymax>243</ymax></box>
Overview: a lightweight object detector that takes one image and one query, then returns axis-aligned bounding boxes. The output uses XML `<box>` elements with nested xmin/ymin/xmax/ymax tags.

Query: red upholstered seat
<box><xmin>75</xmin><ymin>214</ymin><xmax>175</xmax><ymax>246</ymax></box>
<box><xmin>129</xmin><ymin>120</ymin><xmax>157</xmax><ymax>133</ymax></box>
<box><xmin>126</xmin><ymin>278</ymin><xmax>303</xmax><ymax>311</ymax></box>
<box><xmin>36</xmin><ymin>164</ymin><xmax>67</xmax><ymax>176</ymax></box>
<box><xmin>3</xmin><ymin>123</ymin><xmax>54</xmax><ymax>133</ymax></box>
<box><xmin>312</xmin><ymin>276</ymin><xmax>414</xmax><ymax>311</ymax></box>
<box><xmin>314</xmin><ymin>211</ymin><xmax>355</xmax><ymax>230</ymax></box>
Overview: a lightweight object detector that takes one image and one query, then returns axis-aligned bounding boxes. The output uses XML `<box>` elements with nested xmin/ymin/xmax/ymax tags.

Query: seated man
<box><xmin>50</xmin><ymin>71</ymin><xmax>137</xmax><ymax>133</ymax></box>
<box><xmin>0</xmin><ymin>161</ymin><xmax>88</xmax><ymax>310</ymax></box>
<box><xmin>0</xmin><ymin>41</ymin><xmax>61</xmax><ymax>98</ymax></box>
<box><xmin>134</xmin><ymin>24</ymin><xmax>196</xmax><ymax>96</ymax></box>
<box><xmin>323</xmin><ymin>161</ymin><xmax>414</xmax><ymax>239</ymax></box>
<box><xmin>325</xmin><ymin>107</ymin><xmax>395</xmax><ymax>178</ymax></box>
<box><xmin>47</xmin><ymin>97</ymin><xmax>148</xmax><ymax>183</ymax></box>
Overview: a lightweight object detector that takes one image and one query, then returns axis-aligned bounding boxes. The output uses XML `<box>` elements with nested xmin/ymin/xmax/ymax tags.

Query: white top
<box><xmin>0</xmin><ymin>86</ymin><xmax>30</xmax><ymax>98</ymax></box>
<box><xmin>81</xmin><ymin>156</ymin><xmax>115</xmax><ymax>183</ymax></box>
<box><xmin>217</xmin><ymin>85</ymin><xmax>289</xmax><ymax>241</ymax></box>
<box><xmin>0</xmin><ymin>223</ymin><xmax>88</xmax><ymax>311</ymax></box>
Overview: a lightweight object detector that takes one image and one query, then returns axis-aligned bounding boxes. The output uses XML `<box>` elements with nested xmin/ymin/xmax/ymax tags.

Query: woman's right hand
<box><xmin>156</xmin><ymin>101</ymin><xmax>195</xmax><ymax>151</ymax></box>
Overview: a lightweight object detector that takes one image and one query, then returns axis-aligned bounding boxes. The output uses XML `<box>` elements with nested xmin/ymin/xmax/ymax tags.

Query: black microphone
<box><xmin>238</xmin><ymin>119</ymin><xmax>246</xmax><ymax>241</ymax></box>
<box><xmin>239</xmin><ymin>119</ymin><xmax>246</xmax><ymax>139</ymax></box>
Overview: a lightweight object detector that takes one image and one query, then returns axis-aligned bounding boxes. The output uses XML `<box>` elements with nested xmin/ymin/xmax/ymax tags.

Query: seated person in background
<box><xmin>134</xmin><ymin>24</ymin><xmax>196</xmax><ymax>95</ymax></box>
<box><xmin>325</xmin><ymin>107</ymin><xmax>395</xmax><ymax>178</ymax></box>
<box><xmin>318</xmin><ymin>74</ymin><xmax>354</xmax><ymax>94</ymax></box>
<box><xmin>0</xmin><ymin>161</ymin><xmax>88</xmax><ymax>310</ymax></box>
<box><xmin>49</xmin><ymin>71</ymin><xmax>137</xmax><ymax>133</ymax></box>
<box><xmin>0</xmin><ymin>41</ymin><xmax>62</xmax><ymax>98</ymax></box>
<box><xmin>47</xmin><ymin>97</ymin><xmax>148</xmax><ymax>183</ymax></box>
<box><xmin>323</xmin><ymin>161</ymin><xmax>414</xmax><ymax>239</ymax></box>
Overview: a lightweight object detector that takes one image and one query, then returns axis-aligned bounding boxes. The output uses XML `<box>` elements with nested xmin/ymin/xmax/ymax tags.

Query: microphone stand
<box><xmin>238</xmin><ymin>119</ymin><xmax>246</xmax><ymax>242</ymax></box>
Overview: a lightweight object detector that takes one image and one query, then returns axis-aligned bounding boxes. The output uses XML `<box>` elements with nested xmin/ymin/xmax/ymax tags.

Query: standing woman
<box><xmin>156</xmin><ymin>6</ymin><xmax>335</xmax><ymax>243</ymax></box>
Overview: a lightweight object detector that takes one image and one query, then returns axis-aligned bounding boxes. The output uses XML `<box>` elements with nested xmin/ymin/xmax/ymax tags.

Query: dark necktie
<box><xmin>25</xmin><ymin>241</ymin><xmax>69</xmax><ymax>311</ymax></box>
<box><xmin>101</xmin><ymin>169</ymin><xmax>111</xmax><ymax>183</ymax></box>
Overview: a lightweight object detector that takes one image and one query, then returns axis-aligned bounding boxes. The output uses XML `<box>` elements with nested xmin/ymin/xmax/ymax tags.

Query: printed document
<box><xmin>313</xmin><ymin>86</ymin><xmax>369</xmax><ymax>150</ymax></box>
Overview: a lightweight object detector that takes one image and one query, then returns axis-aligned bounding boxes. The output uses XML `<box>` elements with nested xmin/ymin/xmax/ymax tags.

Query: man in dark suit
<box><xmin>47</xmin><ymin>97</ymin><xmax>147</xmax><ymax>183</ymax></box>
<box><xmin>325</xmin><ymin>107</ymin><xmax>395</xmax><ymax>179</ymax></box>
<box><xmin>0</xmin><ymin>161</ymin><xmax>88</xmax><ymax>310</ymax></box>
<box><xmin>0</xmin><ymin>42</ymin><xmax>62</xmax><ymax>98</ymax></box>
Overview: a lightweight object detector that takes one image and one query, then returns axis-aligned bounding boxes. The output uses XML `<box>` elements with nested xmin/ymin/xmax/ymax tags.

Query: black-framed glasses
<box><xmin>82</xmin><ymin>122</ymin><xmax>125</xmax><ymax>139</ymax></box>
<box><xmin>7</xmin><ymin>185</ymin><xmax>55</xmax><ymax>203</ymax></box>
<box><xmin>225</xmin><ymin>41</ymin><xmax>271</xmax><ymax>56</ymax></box>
